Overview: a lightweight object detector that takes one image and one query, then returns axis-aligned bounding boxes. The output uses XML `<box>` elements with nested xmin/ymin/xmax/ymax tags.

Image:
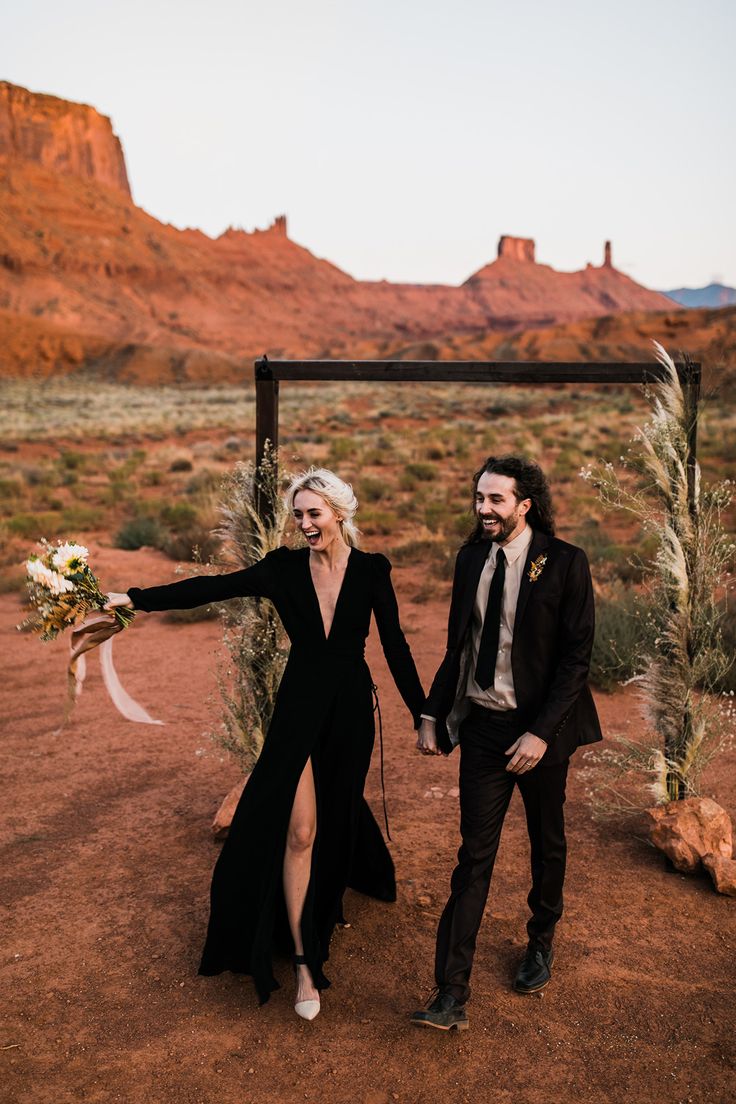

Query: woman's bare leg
<box><xmin>283</xmin><ymin>757</ymin><xmax>319</xmax><ymax>1004</ymax></box>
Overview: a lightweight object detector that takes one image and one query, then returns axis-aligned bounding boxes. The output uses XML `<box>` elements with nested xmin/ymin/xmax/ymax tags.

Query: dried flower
<box><xmin>528</xmin><ymin>553</ymin><xmax>548</xmax><ymax>583</ymax></box>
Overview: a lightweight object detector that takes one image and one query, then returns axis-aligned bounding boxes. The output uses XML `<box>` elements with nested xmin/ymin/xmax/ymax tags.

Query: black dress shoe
<box><xmin>514</xmin><ymin>942</ymin><xmax>555</xmax><ymax>994</ymax></box>
<box><xmin>410</xmin><ymin>989</ymin><xmax>469</xmax><ymax>1031</ymax></box>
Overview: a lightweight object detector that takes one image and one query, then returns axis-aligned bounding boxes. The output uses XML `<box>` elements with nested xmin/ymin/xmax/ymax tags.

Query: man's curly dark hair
<box><xmin>465</xmin><ymin>455</ymin><xmax>555</xmax><ymax>543</ymax></box>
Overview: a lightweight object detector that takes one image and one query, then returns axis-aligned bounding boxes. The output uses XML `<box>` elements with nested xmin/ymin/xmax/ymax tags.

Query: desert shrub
<box><xmin>186</xmin><ymin>469</ymin><xmax>220</xmax><ymax>494</ymax></box>
<box><xmin>387</xmin><ymin>538</ymin><xmax>438</xmax><ymax>565</ymax></box>
<box><xmin>58</xmin><ymin>449</ymin><xmax>86</xmax><ymax>471</ymax></box>
<box><xmin>61</xmin><ymin>506</ymin><xmax>99</xmax><ymax>531</ymax></box>
<box><xmin>552</xmin><ymin>447</ymin><xmax>581</xmax><ymax>483</ymax></box>
<box><xmin>576</xmin><ymin>522</ymin><xmax>657</xmax><ymax>585</ymax></box>
<box><xmin>327</xmin><ymin>437</ymin><xmax>354</xmax><ymax>464</ymax></box>
<box><xmin>360</xmin><ymin>476</ymin><xmax>390</xmax><ymax>503</ymax></box>
<box><xmin>142</xmin><ymin>469</ymin><xmax>163</xmax><ymax>486</ymax></box>
<box><xmin>589</xmin><ymin>587</ymin><xmax>650</xmax><ymax>691</ymax></box>
<box><xmin>21</xmin><ymin>465</ymin><xmax>56</xmax><ymax>487</ymax></box>
<box><xmin>169</xmin><ymin>456</ymin><xmax>193</xmax><ymax>472</ymax></box>
<box><xmin>115</xmin><ymin>516</ymin><xmax>164</xmax><ymax>550</ymax></box>
<box><xmin>159</xmin><ymin>495</ymin><xmax>221</xmax><ymax>562</ymax></box>
<box><xmin>362</xmin><ymin>447</ymin><xmax>387</xmax><ymax>466</ymax></box>
<box><xmin>429</xmin><ymin>546</ymin><xmax>457</xmax><ymax>580</ymax></box>
<box><xmin>425</xmin><ymin>445</ymin><xmax>445</xmax><ymax>461</ymax></box>
<box><xmin>8</xmin><ymin>511</ymin><xmax>63</xmax><ymax>539</ymax></box>
<box><xmin>424</xmin><ymin>502</ymin><xmax>447</xmax><ymax>531</ymax></box>
<box><xmin>715</xmin><ymin>598</ymin><xmax>736</xmax><ymax>693</ymax></box>
<box><xmin>360</xmin><ymin>509</ymin><xmax>398</xmax><ymax>536</ymax></box>
<box><xmin>452</xmin><ymin>512</ymin><xmax>474</xmax><ymax>538</ymax></box>
<box><xmin>161</xmin><ymin>527</ymin><xmax>221</xmax><ymax>563</ymax></box>
<box><xmin>388</xmin><ymin>538</ymin><xmax>455</xmax><ymax>579</ymax></box>
<box><xmin>160</xmin><ymin>501</ymin><xmax>198</xmax><ymax>531</ymax></box>
<box><xmin>405</xmin><ymin>462</ymin><xmax>437</xmax><ymax>482</ymax></box>
<box><xmin>0</xmin><ymin>478</ymin><xmax>23</xmax><ymax>499</ymax></box>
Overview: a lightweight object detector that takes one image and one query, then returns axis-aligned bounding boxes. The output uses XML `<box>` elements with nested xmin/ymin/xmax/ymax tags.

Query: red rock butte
<box><xmin>0</xmin><ymin>81</ymin><xmax>130</xmax><ymax>196</ymax></box>
<box><xmin>0</xmin><ymin>81</ymin><xmax>695</xmax><ymax>383</ymax></box>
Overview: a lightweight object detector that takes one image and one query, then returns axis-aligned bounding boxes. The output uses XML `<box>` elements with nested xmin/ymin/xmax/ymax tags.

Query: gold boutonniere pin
<box><xmin>528</xmin><ymin>553</ymin><xmax>548</xmax><ymax>583</ymax></box>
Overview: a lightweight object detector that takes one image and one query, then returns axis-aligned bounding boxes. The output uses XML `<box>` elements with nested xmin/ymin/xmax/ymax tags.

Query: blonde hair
<box><xmin>285</xmin><ymin>467</ymin><xmax>361</xmax><ymax>548</ymax></box>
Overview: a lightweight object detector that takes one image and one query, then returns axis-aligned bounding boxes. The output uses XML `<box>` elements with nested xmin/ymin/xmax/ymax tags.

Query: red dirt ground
<box><xmin>2</xmin><ymin>542</ymin><xmax>735</xmax><ymax>1104</ymax></box>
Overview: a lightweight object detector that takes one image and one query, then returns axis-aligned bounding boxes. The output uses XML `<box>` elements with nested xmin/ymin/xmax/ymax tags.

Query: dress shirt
<box><xmin>420</xmin><ymin>524</ymin><xmax>533</xmax><ymax>723</ymax></box>
<box><xmin>465</xmin><ymin>523</ymin><xmax>533</xmax><ymax>710</ymax></box>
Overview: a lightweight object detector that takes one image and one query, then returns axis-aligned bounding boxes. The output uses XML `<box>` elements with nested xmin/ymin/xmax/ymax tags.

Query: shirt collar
<box><xmin>492</xmin><ymin>523</ymin><xmax>533</xmax><ymax>567</ymax></box>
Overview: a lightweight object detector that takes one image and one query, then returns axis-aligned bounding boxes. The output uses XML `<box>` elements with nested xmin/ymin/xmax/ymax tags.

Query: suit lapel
<box><xmin>514</xmin><ymin>530</ymin><xmax>550</xmax><ymax>632</ymax></box>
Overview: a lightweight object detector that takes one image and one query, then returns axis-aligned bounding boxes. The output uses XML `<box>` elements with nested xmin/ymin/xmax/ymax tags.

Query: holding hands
<box><xmin>416</xmin><ymin>717</ymin><xmax>443</xmax><ymax>756</ymax></box>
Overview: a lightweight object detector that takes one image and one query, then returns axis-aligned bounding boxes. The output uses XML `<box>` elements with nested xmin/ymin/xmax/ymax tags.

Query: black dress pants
<box><xmin>435</xmin><ymin>704</ymin><xmax>569</xmax><ymax>1004</ymax></box>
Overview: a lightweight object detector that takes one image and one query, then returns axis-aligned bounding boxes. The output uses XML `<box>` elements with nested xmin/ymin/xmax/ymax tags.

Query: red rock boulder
<box><xmin>703</xmin><ymin>853</ymin><xmax>736</xmax><ymax>897</ymax></box>
<box><xmin>646</xmin><ymin>796</ymin><xmax>733</xmax><ymax>873</ymax></box>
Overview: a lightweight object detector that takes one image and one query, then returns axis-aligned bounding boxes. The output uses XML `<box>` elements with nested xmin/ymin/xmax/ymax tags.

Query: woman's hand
<box><xmin>103</xmin><ymin>592</ymin><xmax>134</xmax><ymax>612</ymax></box>
<box><xmin>416</xmin><ymin>717</ymin><xmax>442</xmax><ymax>756</ymax></box>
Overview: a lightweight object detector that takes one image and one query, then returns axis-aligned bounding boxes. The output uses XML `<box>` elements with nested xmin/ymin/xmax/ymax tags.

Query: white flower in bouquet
<box><xmin>51</xmin><ymin>543</ymin><xmax>89</xmax><ymax>575</ymax></box>
<box><xmin>26</xmin><ymin>558</ymin><xmax>75</xmax><ymax>595</ymax></box>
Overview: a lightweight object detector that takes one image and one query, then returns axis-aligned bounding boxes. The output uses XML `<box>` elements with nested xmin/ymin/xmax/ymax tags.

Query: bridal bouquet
<box><xmin>22</xmin><ymin>540</ymin><xmax>161</xmax><ymax>726</ymax></box>
<box><xmin>24</xmin><ymin>540</ymin><xmax>134</xmax><ymax>640</ymax></box>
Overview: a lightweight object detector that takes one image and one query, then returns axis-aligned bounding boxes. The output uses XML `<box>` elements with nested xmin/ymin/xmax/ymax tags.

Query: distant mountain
<box><xmin>409</xmin><ymin>304</ymin><xmax>736</xmax><ymax>395</ymax></box>
<box><xmin>663</xmin><ymin>284</ymin><xmax>736</xmax><ymax>309</ymax></box>
<box><xmin>0</xmin><ymin>80</ymin><xmax>681</xmax><ymax>382</ymax></box>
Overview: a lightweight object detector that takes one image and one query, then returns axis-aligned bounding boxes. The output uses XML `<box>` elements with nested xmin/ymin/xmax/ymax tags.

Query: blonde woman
<box><xmin>106</xmin><ymin>468</ymin><xmax>425</xmax><ymax>1020</ymax></box>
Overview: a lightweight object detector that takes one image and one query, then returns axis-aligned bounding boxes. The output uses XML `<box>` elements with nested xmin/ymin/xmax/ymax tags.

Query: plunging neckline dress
<box><xmin>127</xmin><ymin>546</ymin><xmax>425</xmax><ymax>1003</ymax></box>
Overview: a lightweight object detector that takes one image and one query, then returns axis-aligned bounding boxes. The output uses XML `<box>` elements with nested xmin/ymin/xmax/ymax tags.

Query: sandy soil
<box><xmin>2</xmin><ymin>543</ymin><xmax>734</xmax><ymax>1104</ymax></box>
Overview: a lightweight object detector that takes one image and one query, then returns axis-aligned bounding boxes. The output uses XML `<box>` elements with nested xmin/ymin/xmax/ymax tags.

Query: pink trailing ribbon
<box><xmin>66</xmin><ymin>611</ymin><xmax>164</xmax><ymax>726</ymax></box>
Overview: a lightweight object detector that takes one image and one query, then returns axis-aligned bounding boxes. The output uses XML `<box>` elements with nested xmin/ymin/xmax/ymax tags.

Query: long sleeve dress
<box><xmin>127</xmin><ymin>545</ymin><xmax>425</xmax><ymax>1003</ymax></box>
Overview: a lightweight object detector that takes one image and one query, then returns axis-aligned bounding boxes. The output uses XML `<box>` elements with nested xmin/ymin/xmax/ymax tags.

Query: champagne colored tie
<box><xmin>474</xmin><ymin>548</ymin><xmax>506</xmax><ymax>691</ymax></box>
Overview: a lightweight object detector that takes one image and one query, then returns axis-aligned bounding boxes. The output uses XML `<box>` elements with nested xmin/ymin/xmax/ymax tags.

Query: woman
<box><xmin>106</xmin><ymin>468</ymin><xmax>425</xmax><ymax>1019</ymax></box>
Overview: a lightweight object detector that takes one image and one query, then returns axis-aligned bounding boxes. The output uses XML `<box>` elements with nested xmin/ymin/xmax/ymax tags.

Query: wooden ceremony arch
<box><xmin>254</xmin><ymin>356</ymin><xmax>701</xmax><ymax>511</ymax></box>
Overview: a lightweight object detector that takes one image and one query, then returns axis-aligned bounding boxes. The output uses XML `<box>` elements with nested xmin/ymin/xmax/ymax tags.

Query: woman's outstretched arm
<box><xmin>119</xmin><ymin>553</ymin><xmax>276</xmax><ymax>613</ymax></box>
<box><xmin>371</xmin><ymin>553</ymin><xmax>426</xmax><ymax>729</ymax></box>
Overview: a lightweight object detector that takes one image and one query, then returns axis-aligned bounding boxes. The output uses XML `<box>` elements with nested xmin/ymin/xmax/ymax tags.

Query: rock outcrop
<box><xmin>646</xmin><ymin>797</ymin><xmax>733</xmax><ymax>874</ymax></box>
<box><xmin>497</xmin><ymin>235</ymin><xmax>536</xmax><ymax>263</ymax></box>
<box><xmin>0</xmin><ymin>81</ymin><xmax>130</xmax><ymax>196</ymax></box>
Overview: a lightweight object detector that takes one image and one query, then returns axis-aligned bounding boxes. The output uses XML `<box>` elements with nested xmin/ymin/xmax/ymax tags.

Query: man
<box><xmin>411</xmin><ymin>455</ymin><xmax>602</xmax><ymax>1032</ymax></box>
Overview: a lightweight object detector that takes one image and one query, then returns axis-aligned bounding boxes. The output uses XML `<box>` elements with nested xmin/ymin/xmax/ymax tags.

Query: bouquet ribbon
<box><xmin>67</xmin><ymin>611</ymin><xmax>164</xmax><ymax>726</ymax></box>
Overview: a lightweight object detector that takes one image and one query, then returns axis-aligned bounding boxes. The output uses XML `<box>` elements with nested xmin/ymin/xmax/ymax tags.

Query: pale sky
<box><xmin>3</xmin><ymin>0</ymin><xmax>735</xmax><ymax>289</ymax></box>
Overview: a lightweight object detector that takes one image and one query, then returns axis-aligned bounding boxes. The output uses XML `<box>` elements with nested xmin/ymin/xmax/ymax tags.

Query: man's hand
<box><xmin>505</xmin><ymin>732</ymin><xmax>547</xmax><ymax>773</ymax></box>
<box><xmin>416</xmin><ymin>718</ymin><xmax>443</xmax><ymax>756</ymax></box>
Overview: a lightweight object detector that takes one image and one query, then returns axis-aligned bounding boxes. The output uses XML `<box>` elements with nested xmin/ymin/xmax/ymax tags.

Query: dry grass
<box><xmin>1</xmin><ymin>377</ymin><xmax>733</xmax><ymax>608</ymax></box>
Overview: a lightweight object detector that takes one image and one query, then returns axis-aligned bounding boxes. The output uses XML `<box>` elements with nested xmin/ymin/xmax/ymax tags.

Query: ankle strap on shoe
<box><xmin>292</xmin><ymin>954</ymin><xmax>308</xmax><ymax>966</ymax></box>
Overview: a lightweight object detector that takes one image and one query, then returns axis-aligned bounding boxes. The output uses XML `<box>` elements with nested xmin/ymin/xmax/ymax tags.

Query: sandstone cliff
<box><xmin>0</xmin><ymin>82</ymin><xmax>688</xmax><ymax>381</ymax></box>
<box><xmin>0</xmin><ymin>81</ymin><xmax>130</xmax><ymax>196</ymax></box>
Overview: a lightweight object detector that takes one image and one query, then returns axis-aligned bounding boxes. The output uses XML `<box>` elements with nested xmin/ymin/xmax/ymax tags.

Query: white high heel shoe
<box><xmin>293</xmin><ymin>955</ymin><xmax>321</xmax><ymax>1021</ymax></box>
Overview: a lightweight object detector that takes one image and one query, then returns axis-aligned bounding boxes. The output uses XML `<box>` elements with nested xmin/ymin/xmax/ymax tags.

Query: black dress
<box><xmin>127</xmin><ymin>546</ymin><xmax>425</xmax><ymax>1003</ymax></box>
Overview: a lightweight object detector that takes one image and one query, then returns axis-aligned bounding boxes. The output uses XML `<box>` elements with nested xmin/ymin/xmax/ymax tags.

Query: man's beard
<box><xmin>480</xmin><ymin>507</ymin><xmax>521</xmax><ymax>543</ymax></box>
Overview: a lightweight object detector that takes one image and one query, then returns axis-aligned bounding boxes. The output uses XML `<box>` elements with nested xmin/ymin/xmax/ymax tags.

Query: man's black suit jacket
<box><xmin>425</xmin><ymin>529</ymin><xmax>603</xmax><ymax>762</ymax></box>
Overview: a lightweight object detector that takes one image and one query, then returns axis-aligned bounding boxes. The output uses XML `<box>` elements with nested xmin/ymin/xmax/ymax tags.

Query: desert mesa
<box><xmin>1</xmin><ymin>80</ymin><xmax>734</xmax><ymax>384</ymax></box>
